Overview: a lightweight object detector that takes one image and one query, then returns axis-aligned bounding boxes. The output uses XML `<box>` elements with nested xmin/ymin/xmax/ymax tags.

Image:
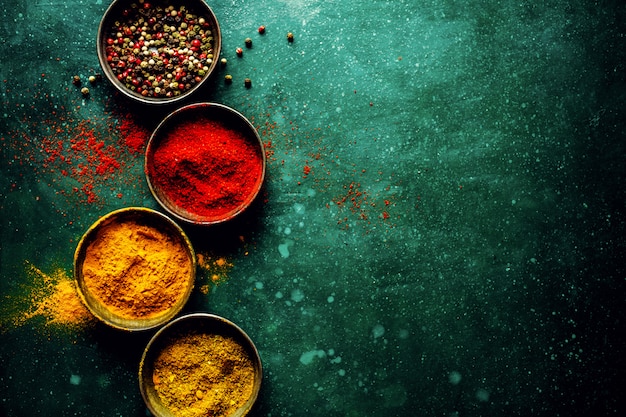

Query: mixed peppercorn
<box><xmin>103</xmin><ymin>1</ymin><xmax>216</xmax><ymax>99</ymax></box>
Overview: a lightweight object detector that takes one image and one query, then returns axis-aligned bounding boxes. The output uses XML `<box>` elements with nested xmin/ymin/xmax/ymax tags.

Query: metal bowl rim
<box><xmin>73</xmin><ymin>206</ymin><xmax>196</xmax><ymax>331</ymax></box>
<box><xmin>144</xmin><ymin>102</ymin><xmax>267</xmax><ymax>225</ymax></box>
<box><xmin>96</xmin><ymin>0</ymin><xmax>222</xmax><ymax>105</ymax></box>
<box><xmin>138</xmin><ymin>312</ymin><xmax>263</xmax><ymax>417</ymax></box>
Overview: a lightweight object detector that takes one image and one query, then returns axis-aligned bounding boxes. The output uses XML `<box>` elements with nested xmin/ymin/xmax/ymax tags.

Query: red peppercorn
<box><xmin>236</xmin><ymin>47</ymin><xmax>243</xmax><ymax>57</ymax></box>
<box><xmin>191</xmin><ymin>39</ymin><xmax>201</xmax><ymax>48</ymax></box>
<box><xmin>258</xmin><ymin>25</ymin><xmax>266</xmax><ymax>34</ymax></box>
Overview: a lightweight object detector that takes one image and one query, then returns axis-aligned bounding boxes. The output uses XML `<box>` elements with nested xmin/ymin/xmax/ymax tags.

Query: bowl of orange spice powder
<box><xmin>74</xmin><ymin>207</ymin><xmax>196</xmax><ymax>331</ymax></box>
<box><xmin>145</xmin><ymin>102</ymin><xmax>266</xmax><ymax>225</ymax></box>
<box><xmin>139</xmin><ymin>313</ymin><xmax>262</xmax><ymax>417</ymax></box>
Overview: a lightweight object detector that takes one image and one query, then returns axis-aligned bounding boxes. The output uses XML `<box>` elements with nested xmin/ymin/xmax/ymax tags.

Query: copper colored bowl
<box><xmin>145</xmin><ymin>102</ymin><xmax>266</xmax><ymax>225</ymax></box>
<box><xmin>74</xmin><ymin>207</ymin><xmax>196</xmax><ymax>331</ymax></box>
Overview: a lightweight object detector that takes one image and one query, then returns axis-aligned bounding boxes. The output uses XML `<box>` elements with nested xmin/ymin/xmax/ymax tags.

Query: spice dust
<box><xmin>196</xmin><ymin>254</ymin><xmax>234</xmax><ymax>294</ymax></box>
<box><xmin>0</xmin><ymin>261</ymin><xmax>94</xmax><ymax>332</ymax></box>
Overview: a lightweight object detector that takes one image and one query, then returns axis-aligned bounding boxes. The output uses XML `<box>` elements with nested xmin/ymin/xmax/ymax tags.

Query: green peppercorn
<box><xmin>224</xmin><ymin>74</ymin><xmax>233</xmax><ymax>84</ymax></box>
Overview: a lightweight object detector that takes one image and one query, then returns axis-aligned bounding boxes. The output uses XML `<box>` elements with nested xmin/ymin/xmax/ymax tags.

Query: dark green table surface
<box><xmin>1</xmin><ymin>0</ymin><xmax>625</xmax><ymax>416</ymax></box>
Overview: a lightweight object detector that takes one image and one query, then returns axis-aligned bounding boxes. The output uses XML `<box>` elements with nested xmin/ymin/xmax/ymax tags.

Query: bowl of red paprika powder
<box><xmin>145</xmin><ymin>102</ymin><xmax>266</xmax><ymax>225</ymax></box>
<box><xmin>97</xmin><ymin>0</ymin><xmax>221</xmax><ymax>105</ymax></box>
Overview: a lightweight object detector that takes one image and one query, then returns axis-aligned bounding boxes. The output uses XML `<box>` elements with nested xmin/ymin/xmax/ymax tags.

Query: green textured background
<box><xmin>1</xmin><ymin>0</ymin><xmax>625</xmax><ymax>416</ymax></box>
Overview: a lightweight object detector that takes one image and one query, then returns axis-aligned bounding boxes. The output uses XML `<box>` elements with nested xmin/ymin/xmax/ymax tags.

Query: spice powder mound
<box><xmin>150</xmin><ymin>116</ymin><xmax>263</xmax><ymax>220</ymax></box>
<box><xmin>81</xmin><ymin>218</ymin><xmax>192</xmax><ymax>320</ymax></box>
<box><xmin>153</xmin><ymin>333</ymin><xmax>256</xmax><ymax>417</ymax></box>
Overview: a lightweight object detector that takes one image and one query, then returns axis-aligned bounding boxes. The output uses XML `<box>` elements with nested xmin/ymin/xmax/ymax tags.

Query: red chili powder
<box><xmin>150</xmin><ymin>117</ymin><xmax>263</xmax><ymax>220</ymax></box>
<box><xmin>118</xmin><ymin>116</ymin><xmax>150</xmax><ymax>154</ymax></box>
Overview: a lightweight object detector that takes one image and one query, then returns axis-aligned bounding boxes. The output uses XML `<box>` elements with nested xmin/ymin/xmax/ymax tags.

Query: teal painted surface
<box><xmin>1</xmin><ymin>0</ymin><xmax>625</xmax><ymax>416</ymax></box>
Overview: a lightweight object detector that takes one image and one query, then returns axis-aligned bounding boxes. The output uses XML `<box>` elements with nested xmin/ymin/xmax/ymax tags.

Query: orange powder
<box><xmin>0</xmin><ymin>261</ymin><xmax>93</xmax><ymax>330</ymax></box>
<box><xmin>80</xmin><ymin>218</ymin><xmax>192</xmax><ymax>320</ymax></box>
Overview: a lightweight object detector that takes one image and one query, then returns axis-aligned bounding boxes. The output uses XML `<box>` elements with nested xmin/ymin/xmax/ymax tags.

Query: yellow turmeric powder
<box><xmin>152</xmin><ymin>333</ymin><xmax>256</xmax><ymax>417</ymax></box>
<box><xmin>0</xmin><ymin>261</ymin><xmax>94</xmax><ymax>331</ymax></box>
<box><xmin>80</xmin><ymin>216</ymin><xmax>193</xmax><ymax>320</ymax></box>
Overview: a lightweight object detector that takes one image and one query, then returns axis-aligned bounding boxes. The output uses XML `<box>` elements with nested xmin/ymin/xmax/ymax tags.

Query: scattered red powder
<box><xmin>118</xmin><ymin>116</ymin><xmax>150</xmax><ymax>154</ymax></box>
<box><xmin>3</xmin><ymin>108</ymin><xmax>148</xmax><ymax>205</ymax></box>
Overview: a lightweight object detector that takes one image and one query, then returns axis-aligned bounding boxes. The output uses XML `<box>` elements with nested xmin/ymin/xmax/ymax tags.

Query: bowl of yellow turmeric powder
<box><xmin>139</xmin><ymin>313</ymin><xmax>262</xmax><ymax>417</ymax></box>
<box><xmin>74</xmin><ymin>207</ymin><xmax>196</xmax><ymax>331</ymax></box>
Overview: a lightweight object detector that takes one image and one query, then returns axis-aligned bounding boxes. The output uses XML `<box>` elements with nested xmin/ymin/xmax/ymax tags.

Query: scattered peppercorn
<box><xmin>244</xmin><ymin>78</ymin><xmax>252</xmax><ymax>88</ymax></box>
<box><xmin>244</xmin><ymin>37</ymin><xmax>252</xmax><ymax>48</ymax></box>
<box><xmin>224</xmin><ymin>74</ymin><xmax>233</xmax><ymax>84</ymax></box>
<box><xmin>236</xmin><ymin>47</ymin><xmax>243</xmax><ymax>57</ymax></box>
<box><xmin>81</xmin><ymin>87</ymin><xmax>90</xmax><ymax>96</ymax></box>
<box><xmin>88</xmin><ymin>75</ymin><xmax>97</xmax><ymax>83</ymax></box>
<box><xmin>258</xmin><ymin>25</ymin><xmax>266</xmax><ymax>35</ymax></box>
<box><xmin>72</xmin><ymin>75</ymin><xmax>82</xmax><ymax>86</ymax></box>
<box><xmin>287</xmin><ymin>32</ymin><xmax>294</xmax><ymax>42</ymax></box>
<box><xmin>220</xmin><ymin>57</ymin><xmax>227</xmax><ymax>67</ymax></box>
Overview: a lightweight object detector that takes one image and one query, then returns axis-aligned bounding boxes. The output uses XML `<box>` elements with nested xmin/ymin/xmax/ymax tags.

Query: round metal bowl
<box><xmin>139</xmin><ymin>313</ymin><xmax>263</xmax><ymax>417</ymax></box>
<box><xmin>97</xmin><ymin>0</ymin><xmax>221</xmax><ymax>105</ymax></box>
<box><xmin>74</xmin><ymin>207</ymin><xmax>196</xmax><ymax>331</ymax></box>
<box><xmin>145</xmin><ymin>102</ymin><xmax>266</xmax><ymax>225</ymax></box>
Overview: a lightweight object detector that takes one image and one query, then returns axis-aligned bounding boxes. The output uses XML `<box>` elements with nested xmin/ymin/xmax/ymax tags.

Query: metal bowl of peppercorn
<box><xmin>145</xmin><ymin>102</ymin><xmax>266</xmax><ymax>225</ymax></box>
<box><xmin>139</xmin><ymin>313</ymin><xmax>263</xmax><ymax>417</ymax></box>
<box><xmin>97</xmin><ymin>0</ymin><xmax>221</xmax><ymax>105</ymax></box>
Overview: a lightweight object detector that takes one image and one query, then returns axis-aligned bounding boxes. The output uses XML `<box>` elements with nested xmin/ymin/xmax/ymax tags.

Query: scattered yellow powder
<box><xmin>196</xmin><ymin>253</ymin><xmax>233</xmax><ymax>287</ymax></box>
<box><xmin>0</xmin><ymin>261</ymin><xmax>94</xmax><ymax>331</ymax></box>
